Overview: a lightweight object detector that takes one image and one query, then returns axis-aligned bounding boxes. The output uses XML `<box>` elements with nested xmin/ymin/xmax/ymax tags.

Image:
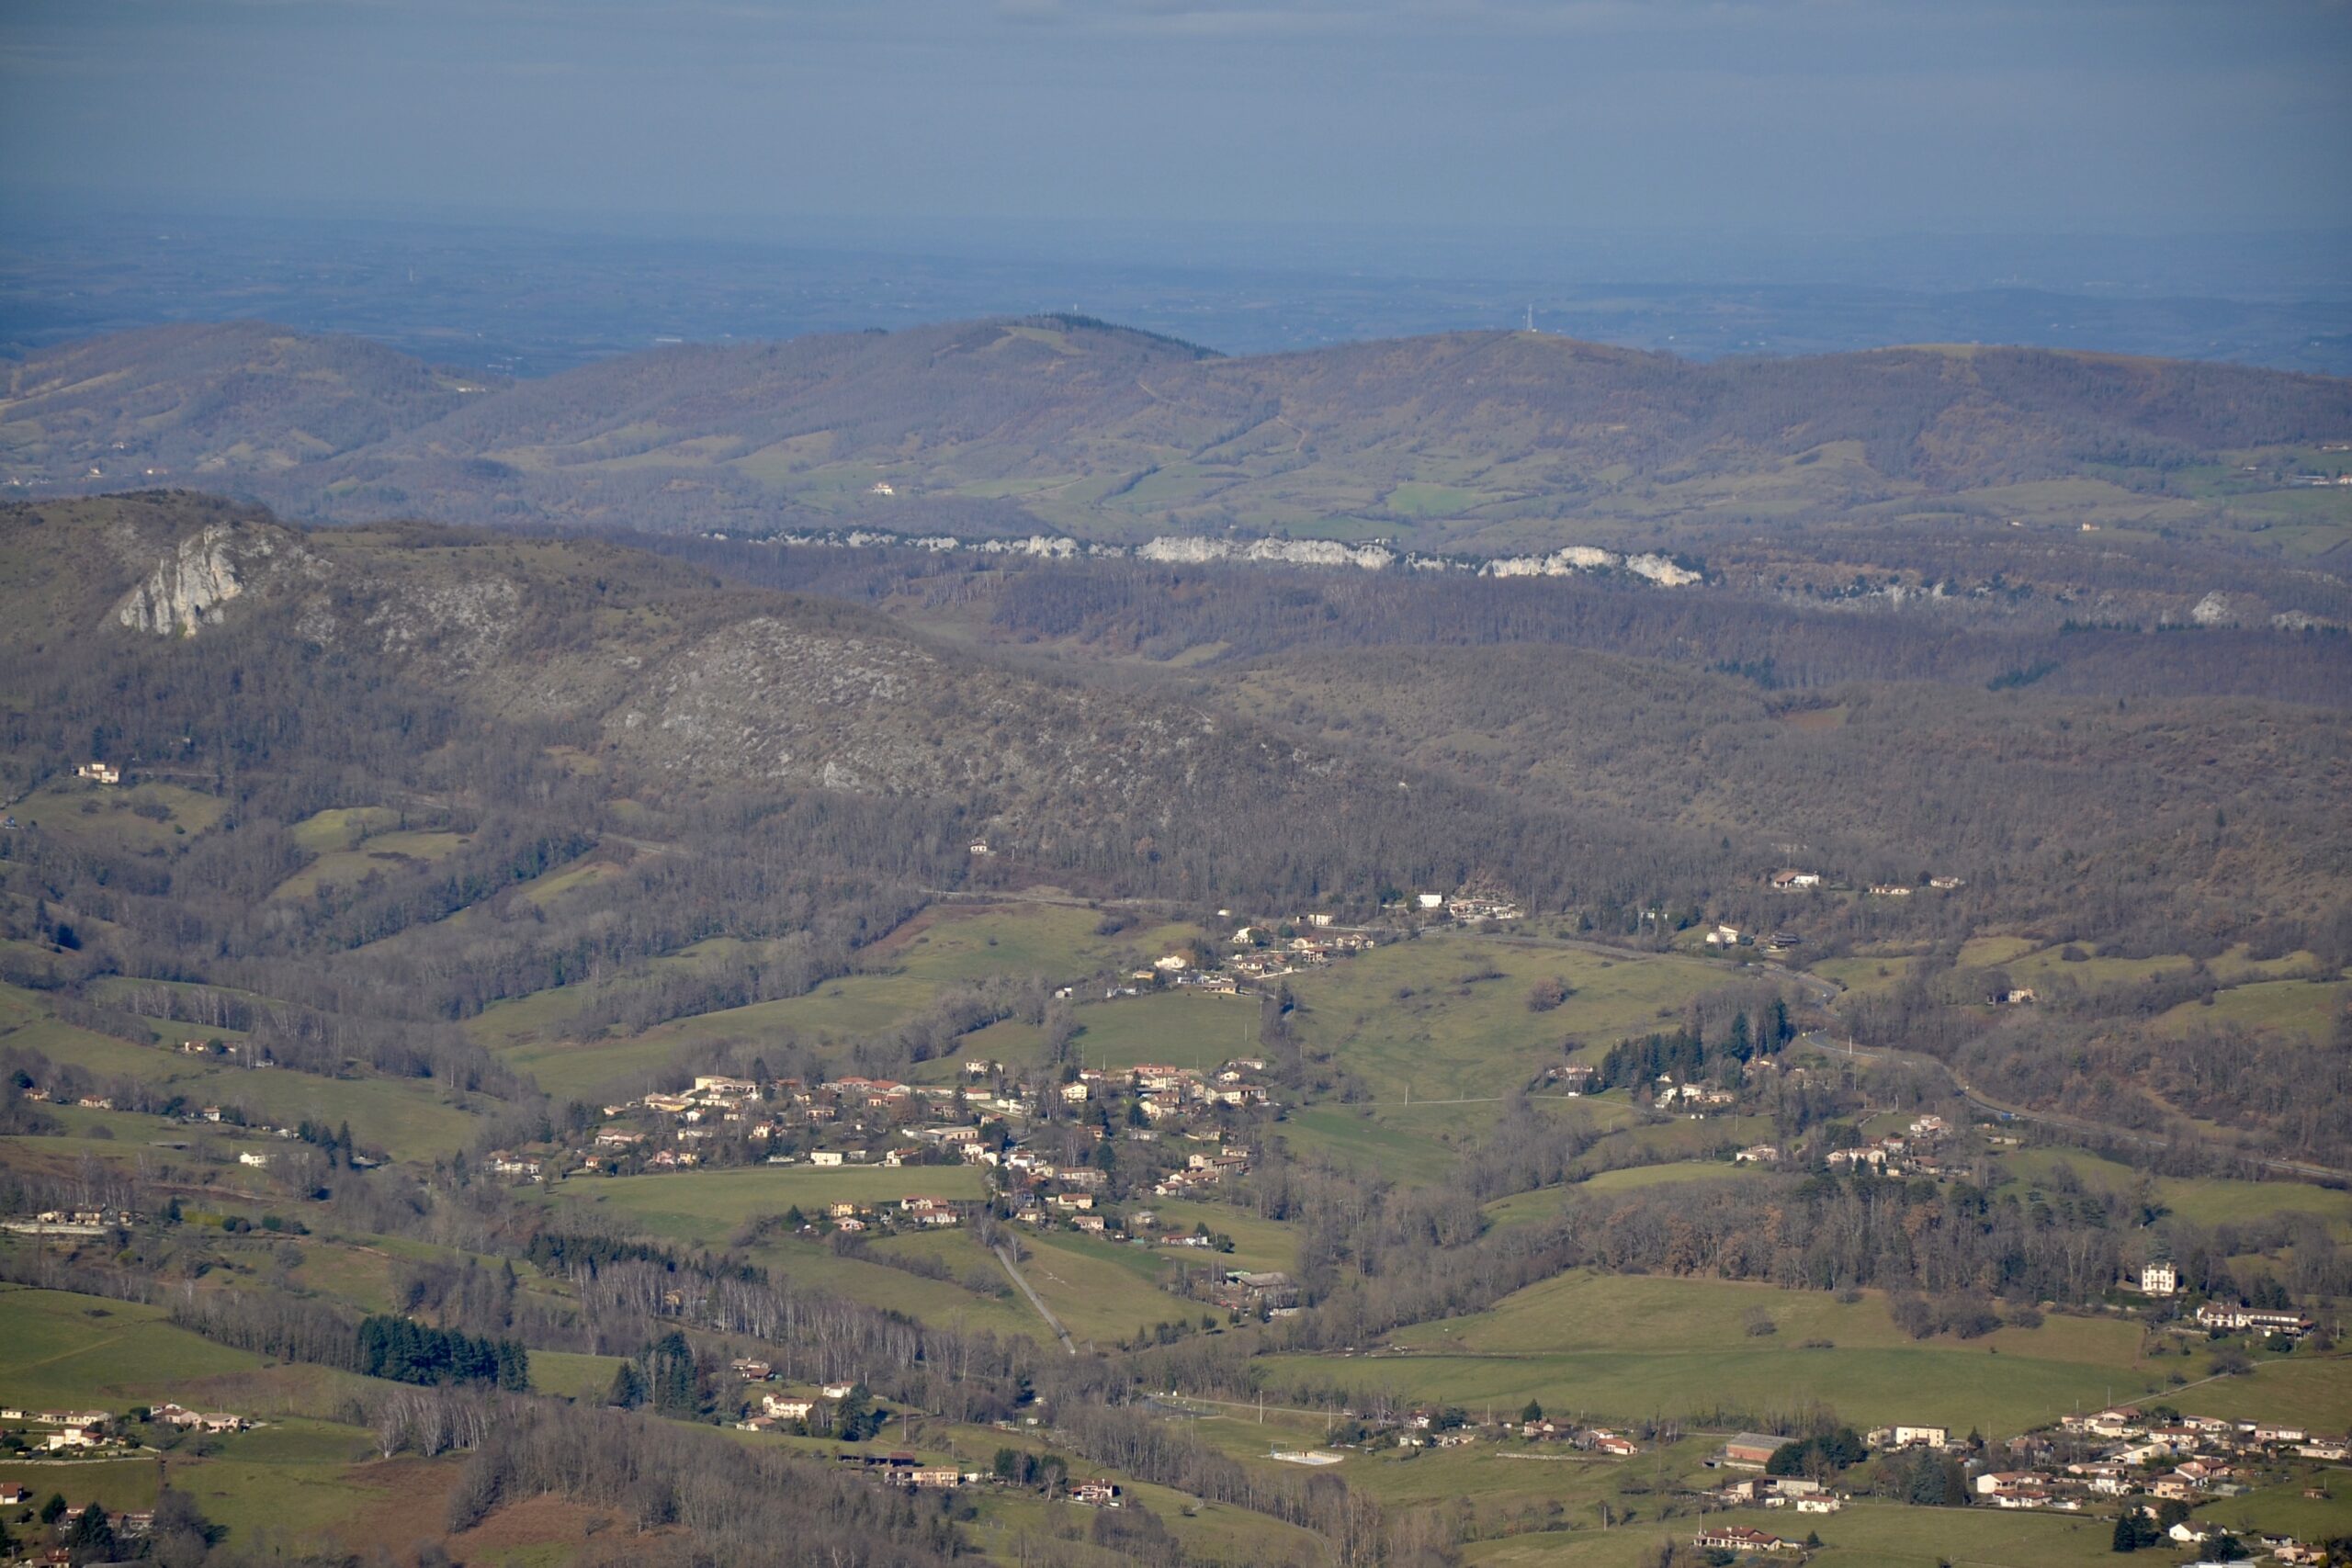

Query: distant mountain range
<box><xmin>6</xmin><ymin>317</ymin><xmax>2347</xmax><ymax>558</ymax></box>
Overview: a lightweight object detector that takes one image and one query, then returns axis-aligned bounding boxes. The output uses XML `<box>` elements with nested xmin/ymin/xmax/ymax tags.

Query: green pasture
<box><xmin>1141</xmin><ymin>1198</ymin><xmax>1299</xmax><ymax>1273</ymax></box>
<box><xmin>1270</xmin><ymin>1270</ymin><xmax>2175</xmax><ymax>1435</ymax></box>
<box><xmin>1483</xmin><ymin>1162</ymin><xmax>1762</xmax><ymax>1232</ymax></box>
<box><xmin>1267</xmin><ymin>1343</ymin><xmax>2135</xmax><ymax>1440</ymax></box>
<box><xmin>527</xmin><ymin>1349</ymin><xmax>629</xmax><ymax>1403</ymax></box>
<box><xmin>287</xmin><ymin>806</ymin><xmax>406</xmax><ymax>852</ymax></box>
<box><xmin>10</xmin><ymin>779</ymin><xmax>226</xmax><ymax>855</ymax></box>
<box><xmin>1283</xmin><ymin>935</ymin><xmax>1727</xmax><ymax>1104</ymax></box>
<box><xmin>1992</xmin><ymin>1147</ymin><xmax>2352</xmax><ymax>1235</ymax></box>
<box><xmin>2201</xmin><ymin>1472</ymin><xmax>2352</xmax><ymax>1544</ymax></box>
<box><xmin>2154</xmin><ymin>976</ymin><xmax>2349</xmax><ymax>1043</ymax></box>
<box><xmin>1065</xmin><ymin>988</ymin><xmax>1261</xmax><ymax>1074</ymax></box>
<box><xmin>0</xmin><ymin>988</ymin><xmax>476</xmax><ymax>1160</ymax></box>
<box><xmin>1390</xmin><ymin>1271</ymin><xmax>2145</xmax><ymax>1365</ymax></box>
<box><xmin>479</xmin><ymin>900</ymin><xmax>1197</xmax><ymax>1093</ymax></box>
<box><xmin>763</xmin><ymin>1232</ymin><xmax>1042</xmax><ymax>1341</ymax></box>
<box><xmin>269</xmin><ymin>828</ymin><xmax>470</xmax><ymax>903</ymax></box>
<box><xmin>1954</xmin><ymin>935</ymin><xmax>2036</xmax><ymax>969</ymax></box>
<box><xmin>2171</xmin><ymin>1352</ymin><xmax>2352</xmax><ymax>1432</ymax></box>
<box><xmin>548</xmin><ymin>1165</ymin><xmax>985</xmax><ymax>1245</ymax></box>
<box><xmin>1273</xmin><ymin>1104</ymin><xmax>1470</xmax><ymax>1186</ymax></box>
<box><xmin>1812</xmin><ymin>953</ymin><xmax>1923</xmax><ymax>998</ymax></box>
<box><xmin>1011</xmin><ymin>1231</ymin><xmax>1191</xmax><ymax>1348</ymax></box>
<box><xmin>0</xmin><ymin>1286</ymin><xmax>268</xmax><ymax>1407</ymax></box>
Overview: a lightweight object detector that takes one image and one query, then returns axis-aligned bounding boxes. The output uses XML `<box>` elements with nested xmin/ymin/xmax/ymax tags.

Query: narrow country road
<box><xmin>995</xmin><ymin>1243</ymin><xmax>1077</xmax><ymax>1357</ymax></box>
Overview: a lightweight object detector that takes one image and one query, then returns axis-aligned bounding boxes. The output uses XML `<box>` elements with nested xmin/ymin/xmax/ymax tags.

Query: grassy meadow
<box><xmin>1268</xmin><ymin>1271</ymin><xmax>2183</xmax><ymax>1437</ymax></box>
<box><xmin>1283</xmin><ymin>933</ymin><xmax>1727</xmax><ymax>1104</ymax></box>
<box><xmin>0</xmin><ymin>979</ymin><xmax>483</xmax><ymax>1161</ymax></box>
<box><xmin>548</xmin><ymin>1164</ymin><xmax>987</xmax><ymax>1246</ymax></box>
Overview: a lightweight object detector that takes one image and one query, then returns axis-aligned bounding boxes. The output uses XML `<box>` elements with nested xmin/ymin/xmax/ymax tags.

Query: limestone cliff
<box><xmin>113</xmin><ymin>523</ymin><xmax>300</xmax><ymax>636</ymax></box>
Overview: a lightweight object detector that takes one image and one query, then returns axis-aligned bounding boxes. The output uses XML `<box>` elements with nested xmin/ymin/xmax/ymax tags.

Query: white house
<box><xmin>2140</xmin><ymin>1261</ymin><xmax>2177</xmax><ymax>1296</ymax></box>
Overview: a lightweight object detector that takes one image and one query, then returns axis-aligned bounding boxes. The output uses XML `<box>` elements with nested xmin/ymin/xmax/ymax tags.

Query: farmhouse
<box><xmin>1769</xmin><ymin>869</ymin><xmax>1821</xmax><ymax>891</ymax></box>
<box><xmin>151</xmin><ymin>1403</ymin><xmax>247</xmax><ymax>1433</ymax></box>
<box><xmin>1694</xmin><ymin>1525</ymin><xmax>1794</xmax><ymax>1552</ymax></box>
<box><xmin>2196</xmin><ymin>1303</ymin><xmax>2312</xmax><ymax>1336</ymax></box>
<box><xmin>1721</xmin><ymin>1433</ymin><xmax>1784</xmax><ymax>1469</ymax></box>
<box><xmin>692</xmin><ymin>1075</ymin><xmax>758</xmax><ymax>1099</ymax></box>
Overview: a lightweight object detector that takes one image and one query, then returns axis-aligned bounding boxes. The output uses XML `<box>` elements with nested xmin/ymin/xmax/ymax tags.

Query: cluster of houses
<box><xmin>1057</xmin><ymin>1060</ymin><xmax>1277</xmax><ymax>1121</ymax></box>
<box><xmin>1708</xmin><ymin>1474</ymin><xmax>1846</xmax><ymax>1514</ymax></box>
<box><xmin>0</xmin><ymin>1207</ymin><xmax>136</xmax><ymax>1238</ymax></box>
<box><xmin>731</xmin><ymin>1369</ymin><xmax>874</xmax><ymax>1432</ymax></box>
<box><xmin>1690</xmin><ymin>1412</ymin><xmax>2336</xmax><ymax>1556</ymax></box>
<box><xmin>532</xmin><ymin>1060</ymin><xmax>1281</xmax><ymax>1185</ymax></box>
<box><xmin>1823</xmin><ymin>1113</ymin><xmax>1952</xmax><ymax>1177</ymax></box>
<box><xmin>1000</xmin><ymin>1140</ymin><xmax>1258</xmax><ymax>1242</ymax></box>
<box><xmin>2189</xmin><ymin>1303</ymin><xmax>2316</xmax><ymax>1337</ymax></box>
<box><xmin>1701</xmin><ymin>922</ymin><xmax>1805</xmax><ymax>953</ymax></box>
<box><xmin>1422</xmin><ymin>891</ymin><xmax>1524</xmax><ymax>923</ymax></box>
<box><xmin>0</xmin><ymin>1402</ymin><xmax>250</xmax><ymax>1458</ymax></box>
<box><xmin>1148</xmin><ymin>1143</ymin><xmax>1254</xmax><ymax>1198</ymax></box>
<box><xmin>1763</xmin><ymin>870</ymin><xmax>1962</xmax><ymax>897</ymax></box>
<box><xmin>806</xmin><ymin>1194</ymin><xmax>968</xmax><ymax>1236</ymax></box>
<box><xmin>2132</xmin><ymin>1267</ymin><xmax>2321</xmax><ymax>1338</ymax></box>
<box><xmin>0</xmin><ymin>1408</ymin><xmax>120</xmax><ymax>1454</ymax></box>
<box><xmin>726</xmin><ymin>1372</ymin><xmax>1127</xmax><ymax>1505</ymax></box>
<box><xmin>1694</xmin><ymin>1523</ymin><xmax>1804</xmax><ymax>1554</ymax></box>
<box><xmin>1963</xmin><ymin>1404</ymin><xmax>2346</xmax><ymax>1531</ymax></box>
<box><xmin>1207</xmin><ymin>924</ymin><xmax>1379</xmax><ymax>987</ymax></box>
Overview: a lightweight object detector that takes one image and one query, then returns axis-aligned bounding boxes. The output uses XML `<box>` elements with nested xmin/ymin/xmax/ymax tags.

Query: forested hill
<box><xmin>6</xmin><ymin>316</ymin><xmax>2346</xmax><ymax>550</ymax></box>
<box><xmin>0</xmin><ymin>492</ymin><xmax>1694</xmax><ymax>913</ymax></box>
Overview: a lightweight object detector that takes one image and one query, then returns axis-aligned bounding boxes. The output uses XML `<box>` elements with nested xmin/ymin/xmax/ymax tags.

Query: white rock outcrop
<box><xmin>2189</xmin><ymin>591</ymin><xmax>2237</xmax><ymax>626</ymax></box>
<box><xmin>114</xmin><ymin>524</ymin><xmax>274</xmax><ymax>636</ymax></box>
<box><xmin>1137</xmin><ymin>536</ymin><xmax>1396</xmax><ymax>570</ymax></box>
<box><xmin>737</xmin><ymin>525</ymin><xmax>1698</xmax><ymax>587</ymax></box>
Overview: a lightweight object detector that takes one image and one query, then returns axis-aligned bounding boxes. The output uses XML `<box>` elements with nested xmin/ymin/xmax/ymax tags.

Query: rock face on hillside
<box><xmin>114</xmin><ymin>523</ymin><xmax>301</xmax><ymax>636</ymax></box>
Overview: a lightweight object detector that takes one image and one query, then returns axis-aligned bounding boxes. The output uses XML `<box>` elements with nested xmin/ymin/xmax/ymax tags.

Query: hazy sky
<box><xmin>5</xmin><ymin>0</ymin><xmax>2348</xmax><ymax>239</ymax></box>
